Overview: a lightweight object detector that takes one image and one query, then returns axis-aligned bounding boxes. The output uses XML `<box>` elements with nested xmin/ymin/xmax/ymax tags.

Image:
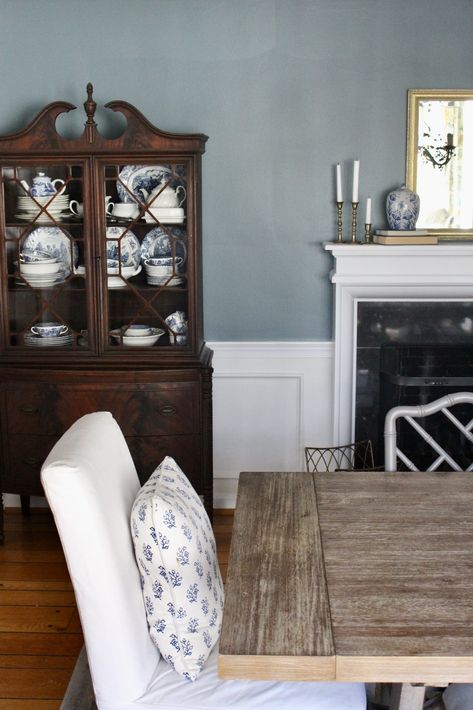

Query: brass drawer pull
<box><xmin>23</xmin><ymin>456</ymin><xmax>40</xmax><ymax>466</ymax></box>
<box><xmin>159</xmin><ymin>404</ymin><xmax>176</xmax><ymax>417</ymax></box>
<box><xmin>20</xmin><ymin>405</ymin><xmax>39</xmax><ymax>414</ymax></box>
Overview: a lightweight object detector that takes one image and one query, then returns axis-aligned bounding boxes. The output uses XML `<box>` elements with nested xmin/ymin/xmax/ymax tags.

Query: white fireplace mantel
<box><xmin>324</xmin><ymin>242</ymin><xmax>473</xmax><ymax>444</ymax></box>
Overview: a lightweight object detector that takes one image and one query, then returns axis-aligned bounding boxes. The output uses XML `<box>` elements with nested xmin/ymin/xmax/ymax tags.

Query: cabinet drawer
<box><xmin>6</xmin><ymin>384</ymin><xmax>200</xmax><ymax>437</ymax></box>
<box><xmin>4</xmin><ymin>435</ymin><xmax>58</xmax><ymax>496</ymax></box>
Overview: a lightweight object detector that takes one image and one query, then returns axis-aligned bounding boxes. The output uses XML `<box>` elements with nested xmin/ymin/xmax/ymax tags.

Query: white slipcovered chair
<box><xmin>41</xmin><ymin>412</ymin><xmax>366</xmax><ymax>710</ymax></box>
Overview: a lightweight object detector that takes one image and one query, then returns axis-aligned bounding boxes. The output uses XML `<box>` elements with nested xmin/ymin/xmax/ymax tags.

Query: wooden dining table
<box><xmin>218</xmin><ymin>470</ymin><xmax>473</xmax><ymax>710</ymax></box>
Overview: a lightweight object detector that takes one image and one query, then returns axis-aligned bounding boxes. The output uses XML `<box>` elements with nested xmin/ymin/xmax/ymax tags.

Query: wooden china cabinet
<box><xmin>0</xmin><ymin>84</ymin><xmax>213</xmax><ymax>542</ymax></box>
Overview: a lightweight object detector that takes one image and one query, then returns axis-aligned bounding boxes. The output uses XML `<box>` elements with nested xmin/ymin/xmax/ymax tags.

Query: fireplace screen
<box><xmin>355</xmin><ymin>300</ymin><xmax>473</xmax><ymax>467</ymax></box>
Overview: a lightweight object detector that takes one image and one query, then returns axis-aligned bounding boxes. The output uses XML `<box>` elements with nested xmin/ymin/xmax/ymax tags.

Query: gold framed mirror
<box><xmin>406</xmin><ymin>89</ymin><xmax>473</xmax><ymax>238</ymax></box>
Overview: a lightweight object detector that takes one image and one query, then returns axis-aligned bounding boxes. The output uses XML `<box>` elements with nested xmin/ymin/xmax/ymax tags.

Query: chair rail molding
<box><xmin>325</xmin><ymin>242</ymin><xmax>473</xmax><ymax>446</ymax></box>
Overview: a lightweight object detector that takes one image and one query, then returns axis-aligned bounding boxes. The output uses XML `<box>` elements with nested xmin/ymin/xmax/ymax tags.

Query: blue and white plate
<box><xmin>106</xmin><ymin>226</ymin><xmax>141</xmax><ymax>269</ymax></box>
<box><xmin>117</xmin><ymin>165</ymin><xmax>173</xmax><ymax>204</ymax></box>
<box><xmin>22</xmin><ymin>227</ymin><xmax>78</xmax><ymax>274</ymax></box>
<box><xmin>140</xmin><ymin>226</ymin><xmax>187</xmax><ymax>265</ymax></box>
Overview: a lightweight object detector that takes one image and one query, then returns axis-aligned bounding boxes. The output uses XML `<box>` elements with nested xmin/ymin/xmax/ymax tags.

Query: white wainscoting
<box><xmin>3</xmin><ymin>340</ymin><xmax>334</xmax><ymax>510</ymax></box>
<box><xmin>209</xmin><ymin>341</ymin><xmax>334</xmax><ymax>508</ymax></box>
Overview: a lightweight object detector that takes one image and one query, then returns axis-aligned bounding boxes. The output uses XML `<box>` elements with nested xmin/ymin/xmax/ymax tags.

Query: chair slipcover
<box><xmin>41</xmin><ymin>412</ymin><xmax>366</xmax><ymax>710</ymax></box>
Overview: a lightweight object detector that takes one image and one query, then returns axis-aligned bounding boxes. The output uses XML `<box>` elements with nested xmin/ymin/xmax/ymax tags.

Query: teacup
<box><xmin>165</xmin><ymin>311</ymin><xmax>187</xmax><ymax>328</ymax></box>
<box><xmin>144</xmin><ymin>257</ymin><xmax>183</xmax><ymax>269</ymax></box>
<box><xmin>169</xmin><ymin>332</ymin><xmax>188</xmax><ymax>345</ymax></box>
<box><xmin>31</xmin><ymin>322</ymin><xmax>68</xmax><ymax>338</ymax></box>
<box><xmin>70</xmin><ymin>198</ymin><xmax>114</xmax><ymax>217</ymax></box>
<box><xmin>112</xmin><ymin>203</ymin><xmax>139</xmax><ymax>219</ymax></box>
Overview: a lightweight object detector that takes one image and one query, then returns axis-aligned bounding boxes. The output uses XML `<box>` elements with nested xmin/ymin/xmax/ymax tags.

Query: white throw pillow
<box><xmin>130</xmin><ymin>456</ymin><xmax>224</xmax><ymax>681</ymax></box>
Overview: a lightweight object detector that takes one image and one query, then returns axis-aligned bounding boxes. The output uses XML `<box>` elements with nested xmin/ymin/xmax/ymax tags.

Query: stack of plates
<box><xmin>24</xmin><ymin>331</ymin><xmax>73</xmax><ymax>347</ymax></box>
<box><xmin>16</xmin><ymin>194</ymin><xmax>70</xmax><ymax>223</ymax></box>
<box><xmin>20</xmin><ymin>273</ymin><xmax>66</xmax><ymax>288</ymax></box>
<box><xmin>146</xmin><ymin>274</ymin><xmax>184</xmax><ymax>286</ymax></box>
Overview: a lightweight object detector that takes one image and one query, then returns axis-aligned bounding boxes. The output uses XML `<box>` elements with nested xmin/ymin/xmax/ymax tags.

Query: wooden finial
<box><xmin>84</xmin><ymin>83</ymin><xmax>97</xmax><ymax>142</ymax></box>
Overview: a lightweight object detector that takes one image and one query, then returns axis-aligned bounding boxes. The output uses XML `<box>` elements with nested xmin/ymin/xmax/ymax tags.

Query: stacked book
<box><xmin>373</xmin><ymin>230</ymin><xmax>438</xmax><ymax>245</ymax></box>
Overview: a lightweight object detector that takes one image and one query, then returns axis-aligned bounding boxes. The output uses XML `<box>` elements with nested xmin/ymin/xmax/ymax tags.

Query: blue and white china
<box><xmin>165</xmin><ymin>310</ymin><xmax>187</xmax><ymax>328</ymax></box>
<box><xmin>144</xmin><ymin>256</ymin><xmax>183</xmax><ymax>268</ymax></box>
<box><xmin>117</xmin><ymin>165</ymin><xmax>172</xmax><ymax>204</ymax></box>
<box><xmin>24</xmin><ymin>332</ymin><xmax>73</xmax><ymax>347</ymax></box>
<box><xmin>28</xmin><ymin>172</ymin><xmax>66</xmax><ymax>197</ymax></box>
<box><xmin>106</xmin><ymin>226</ymin><xmax>141</xmax><ymax>269</ymax></box>
<box><xmin>165</xmin><ymin>312</ymin><xmax>188</xmax><ymax>345</ymax></box>
<box><xmin>110</xmin><ymin>327</ymin><xmax>164</xmax><ymax>347</ymax></box>
<box><xmin>139</xmin><ymin>184</ymin><xmax>186</xmax><ymax>208</ymax></box>
<box><xmin>107</xmin><ymin>258</ymin><xmax>119</xmax><ymax>271</ymax></box>
<box><xmin>140</xmin><ymin>226</ymin><xmax>187</xmax><ymax>264</ymax></box>
<box><xmin>31</xmin><ymin>322</ymin><xmax>68</xmax><ymax>338</ymax></box>
<box><xmin>20</xmin><ymin>250</ymin><xmax>56</xmax><ymax>263</ymax></box>
<box><xmin>386</xmin><ymin>185</ymin><xmax>420</xmax><ymax>230</ymax></box>
<box><xmin>22</xmin><ymin>227</ymin><xmax>79</xmax><ymax>273</ymax></box>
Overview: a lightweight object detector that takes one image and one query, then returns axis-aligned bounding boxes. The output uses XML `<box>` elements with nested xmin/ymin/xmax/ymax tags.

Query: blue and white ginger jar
<box><xmin>386</xmin><ymin>185</ymin><xmax>420</xmax><ymax>230</ymax></box>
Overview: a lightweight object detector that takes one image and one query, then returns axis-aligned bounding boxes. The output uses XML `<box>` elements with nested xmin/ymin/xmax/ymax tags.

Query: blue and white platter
<box><xmin>22</xmin><ymin>227</ymin><xmax>78</xmax><ymax>274</ymax></box>
<box><xmin>117</xmin><ymin>165</ymin><xmax>173</xmax><ymax>204</ymax></box>
<box><xmin>140</xmin><ymin>226</ymin><xmax>187</xmax><ymax>265</ymax></box>
<box><xmin>106</xmin><ymin>226</ymin><xmax>141</xmax><ymax>269</ymax></box>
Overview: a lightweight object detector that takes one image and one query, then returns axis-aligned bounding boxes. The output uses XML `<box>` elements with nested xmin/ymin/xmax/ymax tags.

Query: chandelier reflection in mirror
<box><xmin>420</xmin><ymin>127</ymin><xmax>456</xmax><ymax>169</ymax></box>
<box><xmin>407</xmin><ymin>90</ymin><xmax>473</xmax><ymax>235</ymax></box>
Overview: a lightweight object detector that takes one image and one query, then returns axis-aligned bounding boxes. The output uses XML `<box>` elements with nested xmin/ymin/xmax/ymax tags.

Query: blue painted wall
<box><xmin>0</xmin><ymin>0</ymin><xmax>472</xmax><ymax>340</ymax></box>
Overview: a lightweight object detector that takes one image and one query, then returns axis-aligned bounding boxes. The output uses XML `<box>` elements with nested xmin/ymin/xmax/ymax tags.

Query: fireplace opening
<box><xmin>355</xmin><ymin>301</ymin><xmax>473</xmax><ymax>468</ymax></box>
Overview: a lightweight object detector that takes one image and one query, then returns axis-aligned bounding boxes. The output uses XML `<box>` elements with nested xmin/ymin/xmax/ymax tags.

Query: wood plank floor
<box><xmin>0</xmin><ymin>507</ymin><xmax>233</xmax><ymax>709</ymax></box>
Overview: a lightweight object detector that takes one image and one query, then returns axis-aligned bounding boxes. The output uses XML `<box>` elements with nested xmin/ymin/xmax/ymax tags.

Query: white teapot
<box><xmin>139</xmin><ymin>184</ymin><xmax>186</xmax><ymax>208</ymax></box>
<box><xmin>22</xmin><ymin>172</ymin><xmax>66</xmax><ymax>197</ymax></box>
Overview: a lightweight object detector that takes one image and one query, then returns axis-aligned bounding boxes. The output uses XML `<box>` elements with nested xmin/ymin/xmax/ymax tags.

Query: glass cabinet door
<box><xmin>102</xmin><ymin>162</ymin><xmax>190</xmax><ymax>349</ymax></box>
<box><xmin>1</xmin><ymin>163</ymin><xmax>92</xmax><ymax>351</ymax></box>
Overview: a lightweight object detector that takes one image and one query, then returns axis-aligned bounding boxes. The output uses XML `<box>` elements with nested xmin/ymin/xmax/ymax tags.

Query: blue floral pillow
<box><xmin>130</xmin><ymin>456</ymin><xmax>224</xmax><ymax>681</ymax></box>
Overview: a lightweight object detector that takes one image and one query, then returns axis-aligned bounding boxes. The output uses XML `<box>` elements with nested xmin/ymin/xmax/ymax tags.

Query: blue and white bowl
<box><xmin>106</xmin><ymin>227</ymin><xmax>141</xmax><ymax>269</ymax></box>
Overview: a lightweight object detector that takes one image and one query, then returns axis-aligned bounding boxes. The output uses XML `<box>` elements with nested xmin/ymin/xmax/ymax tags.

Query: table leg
<box><xmin>390</xmin><ymin>683</ymin><xmax>425</xmax><ymax>710</ymax></box>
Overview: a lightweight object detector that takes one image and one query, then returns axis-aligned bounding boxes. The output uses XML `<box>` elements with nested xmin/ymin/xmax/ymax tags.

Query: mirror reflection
<box><xmin>406</xmin><ymin>89</ymin><xmax>473</xmax><ymax>236</ymax></box>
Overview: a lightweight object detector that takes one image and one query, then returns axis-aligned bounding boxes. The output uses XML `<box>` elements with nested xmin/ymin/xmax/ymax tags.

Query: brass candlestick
<box><xmin>336</xmin><ymin>201</ymin><xmax>343</xmax><ymax>242</ymax></box>
<box><xmin>364</xmin><ymin>223</ymin><xmax>372</xmax><ymax>243</ymax></box>
<box><xmin>351</xmin><ymin>201</ymin><xmax>359</xmax><ymax>243</ymax></box>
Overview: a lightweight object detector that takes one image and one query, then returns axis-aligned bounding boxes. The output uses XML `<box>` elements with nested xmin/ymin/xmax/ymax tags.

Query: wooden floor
<box><xmin>0</xmin><ymin>507</ymin><xmax>233</xmax><ymax>709</ymax></box>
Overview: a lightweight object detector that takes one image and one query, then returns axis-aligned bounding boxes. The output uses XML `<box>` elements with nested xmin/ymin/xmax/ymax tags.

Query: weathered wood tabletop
<box><xmin>218</xmin><ymin>471</ymin><xmax>473</xmax><ymax>706</ymax></box>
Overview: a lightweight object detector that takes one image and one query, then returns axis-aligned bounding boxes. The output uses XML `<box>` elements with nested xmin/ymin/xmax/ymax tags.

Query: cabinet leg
<box><xmin>20</xmin><ymin>495</ymin><xmax>30</xmax><ymax>516</ymax></box>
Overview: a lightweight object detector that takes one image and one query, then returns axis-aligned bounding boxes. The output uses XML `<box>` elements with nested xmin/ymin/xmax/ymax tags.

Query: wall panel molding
<box><xmin>209</xmin><ymin>340</ymin><xmax>334</xmax><ymax>508</ymax></box>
